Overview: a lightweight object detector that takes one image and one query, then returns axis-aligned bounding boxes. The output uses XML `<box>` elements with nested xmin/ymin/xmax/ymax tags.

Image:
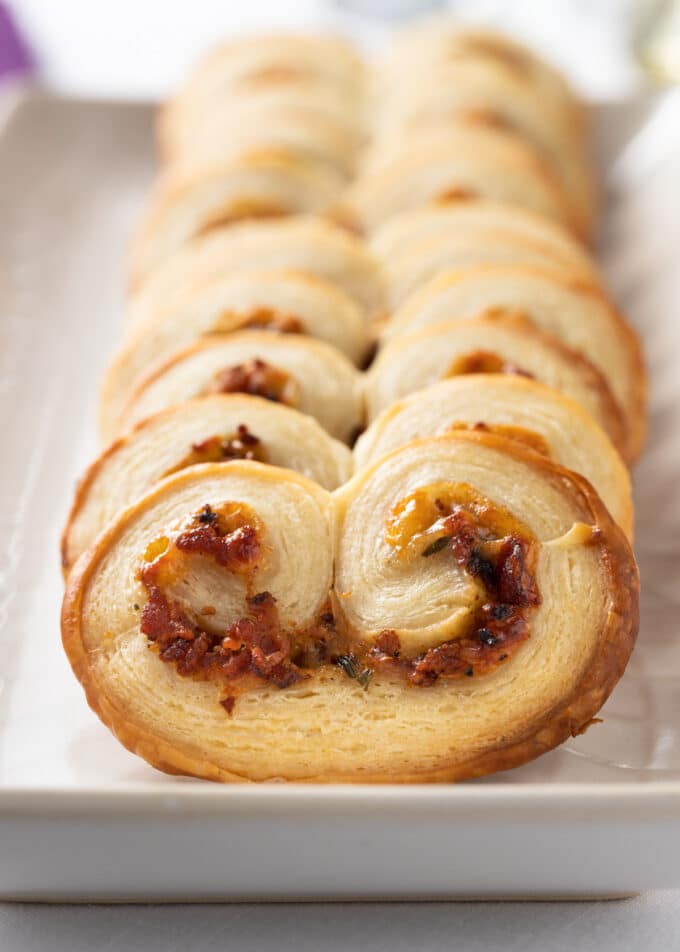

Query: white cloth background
<box><xmin>12</xmin><ymin>0</ymin><xmax>644</xmax><ymax>99</ymax></box>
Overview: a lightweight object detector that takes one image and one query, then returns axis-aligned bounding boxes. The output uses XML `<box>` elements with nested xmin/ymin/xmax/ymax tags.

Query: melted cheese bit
<box><xmin>547</xmin><ymin>522</ymin><xmax>600</xmax><ymax>548</ymax></box>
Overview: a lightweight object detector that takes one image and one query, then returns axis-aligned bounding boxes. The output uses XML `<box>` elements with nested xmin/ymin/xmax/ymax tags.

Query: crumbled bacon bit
<box><xmin>188</xmin><ymin>425</ymin><xmax>263</xmax><ymax>463</ymax></box>
<box><xmin>140</xmin><ymin>583</ymin><xmax>195</xmax><ymax>649</ymax></box>
<box><xmin>496</xmin><ymin>538</ymin><xmax>541</xmax><ymax>607</ymax></box>
<box><xmin>376</xmin><ymin>487</ymin><xmax>542</xmax><ymax>686</ymax></box>
<box><xmin>174</xmin><ymin>520</ymin><xmax>261</xmax><ymax>569</ymax></box>
<box><xmin>405</xmin><ymin>512</ymin><xmax>540</xmax><ymax>684</ymax></box>
<box><xmin>409</xmin><ymin>604</ymin><xmax>530</xmax><ymax>686</ymax></box>
<box><xmin>140</xmin><ymin>586</ymin><xmax>305</xmax><ymax>694</ymax></box>
<box><xmin>374</xmin><ymin>630</ymin><xmax>401</xmax><ymax>658</ymax></box>
<box><xmin>208</xmin><ymin>359</ymin><xmax>297</xmax><ymax>405</ymax></box>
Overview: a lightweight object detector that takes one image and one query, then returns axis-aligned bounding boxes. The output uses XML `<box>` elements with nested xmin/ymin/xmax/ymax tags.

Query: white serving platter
<box><xmin>0</xmin><ymin>91</ymin><xmax>679</xmax><ymax>901</ymax></box>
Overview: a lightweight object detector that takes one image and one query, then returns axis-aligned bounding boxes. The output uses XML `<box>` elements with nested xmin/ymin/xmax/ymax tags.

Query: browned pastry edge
<box><xmin>61</xmin><ymin>436</ymin><xmax>639</xmax><ymax>783</ymax></box>
<box><xmin>370</xmin><ymin>311</ymin><xmax>631</xmax><ymax>463</ymax></box>
<box><xmin>382</xmin><ymin>265</ymin><xmax>648</xmax><ymax>462</ymax></box>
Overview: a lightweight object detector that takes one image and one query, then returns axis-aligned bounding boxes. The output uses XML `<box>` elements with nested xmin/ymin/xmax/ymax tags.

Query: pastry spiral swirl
<box><xmin>127</xmin><ymin>216</ymin><xmax>385</xmax><ymax>323</ymax></box>
<box><xmin>347</xmin><ymin>124</ymin><xmax>573</xmax><ymax>234</ymax></box>
<box><xmin>365</xmin><ymin>314</ymin><xmax>628</xmax><ymax>458</ymax></box>
<box><xmin>63</xmin><ymin>434</ymin><xmax>638</xmax><ymax>782</ymax></box>
<box><xmin>162</xmin><ymin>102</ymin><xmax>360</xmax><ymax>179</ymax></box>
<box><xmin>63</xmin><ymin>394</ymin><xmax>353</xmax><ymax>573</ymax></box>
<box><xmin>371</xmin><ymin>24</ymin><xmax>594</xmax><ymax>235</ymax></box>
<box><xmin>101</xmin><ymin>270</ymin><xmax>370</xmax><ymax>438</ymax></box>
<box><xmin>374</xmin><ymin>25</ymin><xmax>582</xmax><ymax>132</ymax></box>
<box><xmin>158</xmin><ymin>34</ymin><xmax>365</xmax><ymax>160</ymax></box>
<box><xmin>383</xmin><ymin>265</ymin><xmax>646</xmax><ymax>460</ymax></box>
<box><xmin>371</xmin><ymin>202</ymin><xmax>595</xmax><ymax>266</ymax></box>
<box><xmin>129</xmin><ymin>151</ymin><xmax>347</xmax><ymax>285</ymax></box>
<box><xmin>370</xmin><ymin>202</ymin><xmax>598</xmax><ymax>309</ymax></box>
<box><xmin>355</xmin><ymin>375</ymin><xmax>632</xmax><ymax>537</ymax></box>
<box><xmin>113</xmin><ymin>331</ymin><xmax>364</xmax><ymax>445</ymax></box>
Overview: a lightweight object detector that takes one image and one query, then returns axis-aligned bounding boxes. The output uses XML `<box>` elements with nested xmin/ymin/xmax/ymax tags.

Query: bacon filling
<box><xmin>136</xmin><ymin>484</ymin><xmax>542</xmax><ymax>705</ymax></box>
<box><xmin>137</xmin><ymin>503</ymin><xmax>338</xmax><ymax>711</ymax></box>
<box><xmin>378</xmin><ymin>484</ymin><xmax>542</xmax><ymax>685</ymax></box>
<box><xmin>206</xmin><ymin>358</ymin><xmax>299</xmax><ymax>405</ymax></box>
<box><xmin>163</xmin><ymin>425</ymin><xmax>266</xmax><ymax>478</ymax></box>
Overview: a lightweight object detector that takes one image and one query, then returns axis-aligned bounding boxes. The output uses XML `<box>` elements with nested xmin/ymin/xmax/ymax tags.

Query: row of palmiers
<box><xmin>102</xmin><ymin>275</ymin><xmax>634</xmax><ymax>484</ymax></box>
<box><xmin>96</xmin><ymin>225</ymin><xmax>638</xmax><ymax>558</ymax></box>
<box><xmin>346</xmin><ymin>20</ymin><xmax>595</xmax><ymax>237</ymax></box>
<box><xmin>66</xmin><ymin>370</ymin><xmax>632</xmax><ymax>574</ymax></box>
<box><xmin>63</xmin><ymin>350</ymin><xmax>632</xmax><ymax>571</ymax></box>
<box><xmin>114</xmin><ymin>207</ymin><xmax>642</xmax><ymax>453</ymax></box>
<box><xmin>62</xmin><ymin>26</ymin><xmax>642</xmax><ymax>784</ymax></box>
<box><xmin>107</xmin><ymin>266</ymin><xmax>641</xmax><ymax>465</ymax></box>
<box><xmin>62</xmin><ymin>430</ymin><xmax>638</xmax><ymax>782</ymax></box>
<box><xmin>132</xmin><ymin>34</ymin><xmax>367</xmax><ymax>286</ymax></box>
<box><xmin>372</xmin><ymin>262</ymin><xmax>646</xmax><ymax>463</ymax></box>
<box><xmin>132</xmin><ymin>26</ymin><xmax>599</xmax><ymax>291</ymax></box>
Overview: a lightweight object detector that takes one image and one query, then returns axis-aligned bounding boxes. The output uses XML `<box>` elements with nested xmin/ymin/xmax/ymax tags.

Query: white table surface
<box><xmin>3</xmin><ymin>0</ymin><xmax>680</xmax><ymax>944</ymax></box>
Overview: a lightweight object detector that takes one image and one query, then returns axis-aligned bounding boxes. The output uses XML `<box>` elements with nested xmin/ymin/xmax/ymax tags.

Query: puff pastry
<box><xmin>63</xmin><ymin>394</ymin><xmax>352</xmax><ymax>573</ymax></box>
<box><xmin>162</xmin><ymin>102</ymin><xmax>360</xmax><ymax>178</ymax></box>
<box><xmin>371</xmin><ymin>24</ymin><xmax>594</xmax><ymax>234</ymax></box>
<box><xmin>113</xmin><ymin>331</ymin><xmax>364</xmax><ymax>445</ymax></box>
<box><xmin>102</xmin><ymin>270</ymin><xmax>370</xmax><ymax>437</ymax></box>
<box><xmin>130</xmin><ymin>150</ymin><xmax>347</xmax><ymax>285</ymax></box>
<box><xmin>365</xmin><ymin>314</ymin><xmax>628</xmax><ymax>459</ymax></box>
<box><xmin>370</xmin><ymin>202</ymin><xmax>598</xmax><ymax>308</ymax></box>
<box><xmin>370</xmin><ymin>75</ymin><xmax>593</xmax><ymax>237</ymax></box>
<box><xmin>374</xmin><ymin>24</ymin><xmax>582</xmax><ymax>132</ymax></box>
<box><xmin>355</xmin><ymin>375</ymin><xmax>632</xmax><ymax>537</ymax></box>
<box><xmin>346</xmin><ymin>124</ymin><xmax>573</xmax><ymax>234</ymax></box>
<box><xmin>62</xmin><ymin>434</ymin><xmax>638</xmax><ymax>782</ymax></box>
<box><xmin>158</xmin><ymin>34</ymin><xmax>365</xmax><ymax>158</ymax></box>
<box><xmin>376</xmin><ymin>228</ymin><xmax>597</xmax><ymax>310</ymax></box>
<box><xmin>371</xmin><ymin>202</ymin><xmax>595</xmax><ymax>263</ymax></box>
<box><xmin>61</xmin><ymin>25</ymin><xmax>644</xmax><ymax>785</ymax></box>
<box><xmin>384</xmin><ymin>265</ymin><xmax>646</xmax><ymax>460</ymax></box>
<box><xmin>127</xmin><ymin>216</ymin><xmax>385</xmax><ymax>324</ymax></box>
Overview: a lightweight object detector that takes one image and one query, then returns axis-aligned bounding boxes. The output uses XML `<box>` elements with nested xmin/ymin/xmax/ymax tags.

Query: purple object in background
<box><xmin>0</xmin><ymin>2</ymin><xmax>35</xmax><ymax>80</ymax></box>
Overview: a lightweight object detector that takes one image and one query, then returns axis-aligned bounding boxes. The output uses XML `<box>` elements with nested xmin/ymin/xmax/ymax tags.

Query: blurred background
<box><xmin>3</xmin><ymin>0</ymin><xmax>680</xmax><ymax>101</ymax></box>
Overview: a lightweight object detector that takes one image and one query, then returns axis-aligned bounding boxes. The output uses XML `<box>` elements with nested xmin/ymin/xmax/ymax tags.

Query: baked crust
<box><xmin>347</xmin><ymin>125</ymin><xmax>575</xmax><ymax>234</ymax></box>
<box><xmin>126</xmin><ymin>216</ymin><xmax>386</xmax><ymax>322</ymax></box>
<box><xmin>355</xmin><ymin>375</ymin><xmax>633</xmax><ymax>537</ymax></box>
<box><xmin>62</xmin><ymin>437</ymin><xmax>638</xmax><ymax>783</ymax></box>
<box><xmin>371</xmin><ymin>23</ymin><xmax>594</xmax><ymax>235</ymax></box>
<box><xmin>101</xmin><ymin>270</ymin><xmax>371</xmax><ymax>438</ymax></box>
<box><xmin>129</xmin><ymin>150</ymin><xmax>347</xmax><ymax>285</ymax></box>
<box><xmin>158</xmin><ymin>33</ymin><xmax>365</xmax><ymax>160</ymax></box>
<box><xmin>60</xmin><ymin>26</ymin><xmax>643</xmax><ymax>787</ymax></box>
<box><xmin>365</xmin><ymin>313</ymin><xmax>630</xmax><ymax>461</ymax></box>
<box><xmin>62</xmin><ymin>394</ymin><xmax>353</xmax><ymax>574</ymax></box>
<box><xmin>104</xmin><ymin>330</ymin><xmax>364</xmax><ymax>446</ymax></box>
<box><xmin>382</xmin><ymin>265</ymin><xmax>647</xmax><ymax>461</ymax></box>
